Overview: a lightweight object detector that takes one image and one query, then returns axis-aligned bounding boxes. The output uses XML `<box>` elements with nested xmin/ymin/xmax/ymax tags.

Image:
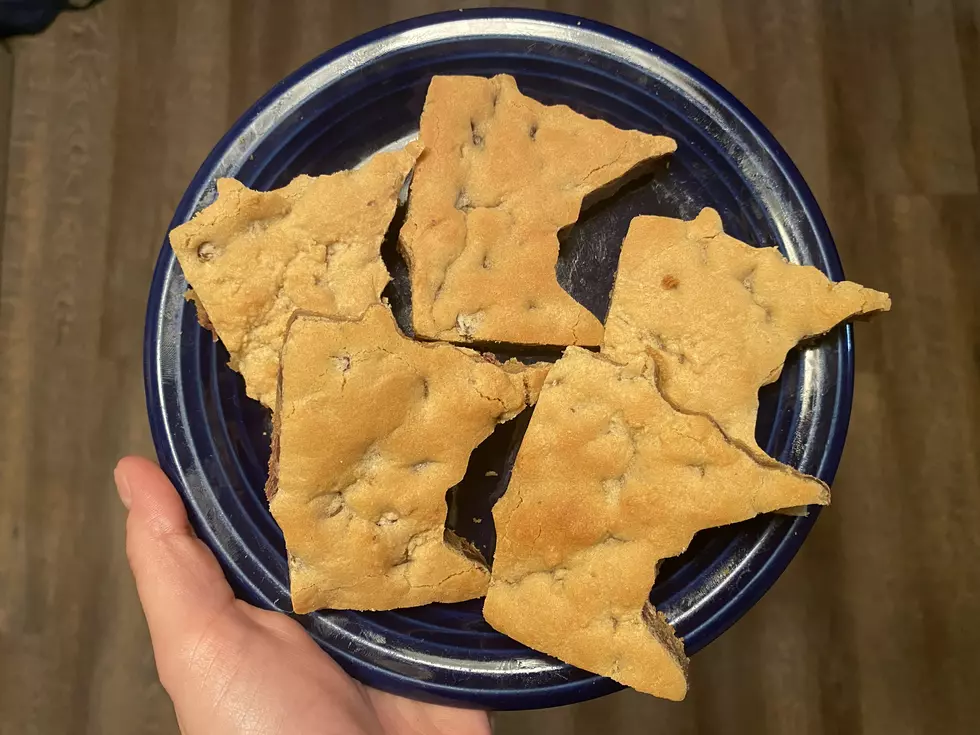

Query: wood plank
<box><xmin>1</xmin><ymin>1</ymin><xmax>978</xmax><ymax>733</ymax></box>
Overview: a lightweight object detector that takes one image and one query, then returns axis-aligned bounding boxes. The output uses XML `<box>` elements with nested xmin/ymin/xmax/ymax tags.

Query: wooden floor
<box><xmin>1</xmin><ymin>1</ymin><xmax>978</xmax><ymax>733</ymax></box>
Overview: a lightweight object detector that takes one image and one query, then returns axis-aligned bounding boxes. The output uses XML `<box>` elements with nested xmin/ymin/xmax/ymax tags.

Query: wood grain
<box><xmin>0</xmin><ymin>1</ymin><xmax>977</xmax><ymax>733</ymax></box>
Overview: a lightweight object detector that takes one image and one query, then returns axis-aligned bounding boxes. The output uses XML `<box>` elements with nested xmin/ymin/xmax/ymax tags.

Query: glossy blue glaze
<box><xmin>144</xmin><ymin>9</ymin><xmax>853</xmax><ymax>710</ymax></box>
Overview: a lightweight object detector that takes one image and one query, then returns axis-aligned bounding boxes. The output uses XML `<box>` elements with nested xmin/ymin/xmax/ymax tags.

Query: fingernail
<box><xmin>114</xmin><ymin>465</ymin><xmax>132</xmax><ymax>510</ymax></box>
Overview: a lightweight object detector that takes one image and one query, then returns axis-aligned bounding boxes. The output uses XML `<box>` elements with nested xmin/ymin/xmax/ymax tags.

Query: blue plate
<box><xmin>144</xmin><ymin>9</ymin><xmax>853</xmax><ymax>710</ymax></box>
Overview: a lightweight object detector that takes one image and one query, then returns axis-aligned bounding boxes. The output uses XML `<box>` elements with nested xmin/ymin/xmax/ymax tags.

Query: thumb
<box><xmin>115</xmin><ymin>456</ymin><xmax>236</xmax><ymax>657</ymax></box>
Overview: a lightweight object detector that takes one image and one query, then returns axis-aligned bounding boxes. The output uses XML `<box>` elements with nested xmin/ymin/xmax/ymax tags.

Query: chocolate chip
<box><xmin>197</xmin><ymin>242</ymin><xmax>217</xmax><ymax>262</ymax></box>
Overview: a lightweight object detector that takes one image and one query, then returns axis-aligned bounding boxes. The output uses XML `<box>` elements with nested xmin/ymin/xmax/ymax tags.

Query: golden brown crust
<box><xmin>399</xmin><ymin>74</ymin><xmax>676</xmax><ymax>347</ymax></box>
<box><xmin>169</xmin><ymin>143</ymin><xmax>422</xmax><ymax>408</ymax></box>
<box><xmin>602</xmin><ymin>208</ymin><xmax>892</xmax><ymax>447</ymax></box>
<box><xmin>484</xmin><ymin>347</ymin><xmax>829</xmax><ymax>699</ymax></box>
<box><xmin>184</xmin><ymin>288</ymin><xmax>215</xmax><ymax>337</ymax></box>
<box><xmin>269</xmin><ymin>304</ymin><xmax>549</xmax><ymax>612</ymax></box>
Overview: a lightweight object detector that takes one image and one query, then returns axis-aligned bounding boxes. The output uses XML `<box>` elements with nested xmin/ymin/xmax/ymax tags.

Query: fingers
<box><xmin>115</xmin><ymin>456</ymin><xmax>236</xmax><ymax>656</ymax></box>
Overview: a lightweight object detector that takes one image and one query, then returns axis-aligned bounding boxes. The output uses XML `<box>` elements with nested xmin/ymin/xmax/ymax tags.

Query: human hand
<box><xmin>115</xmin><ymin>456</ymin><xmax>491</xmax><ymax>735</ymax></box>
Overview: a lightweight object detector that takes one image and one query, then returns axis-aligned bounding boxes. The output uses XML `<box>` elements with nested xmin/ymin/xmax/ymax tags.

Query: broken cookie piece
<box><xmin>169</xmin><ymin>142</ymin><xmax>422</xmax><ymax>408</ymax></box>
<box><xmin>268</xmin><ymin>304</ymin><xmax>549</xmax><ymax>612</ymax></box>
<box><xmin>400</xmin><ymin>74</ymin><xmax>676</xmax><ymax>347</ymax></box>
<box><xmin>602</xmin><ymin>208</ymin><xmax>891</xmax><ymax>448</ymax></box>
<box><xmin>484</xmin><ymin>347</ymin><xmax>828</xmax><ymax>700</ymax></box>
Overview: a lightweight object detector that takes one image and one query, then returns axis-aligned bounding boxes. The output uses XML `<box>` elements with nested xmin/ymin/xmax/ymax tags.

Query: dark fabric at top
<box><xmin>0</xmin><ymin>0</ymin><xmax>103</xmax><ymax>38</ymax></box>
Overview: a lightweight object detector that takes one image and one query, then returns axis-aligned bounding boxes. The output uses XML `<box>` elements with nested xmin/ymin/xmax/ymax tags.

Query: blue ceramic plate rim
<box><xmin>144</xmin><ymin>8</ymin><xmax>853</xmax><ymax>709</ymax></box>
